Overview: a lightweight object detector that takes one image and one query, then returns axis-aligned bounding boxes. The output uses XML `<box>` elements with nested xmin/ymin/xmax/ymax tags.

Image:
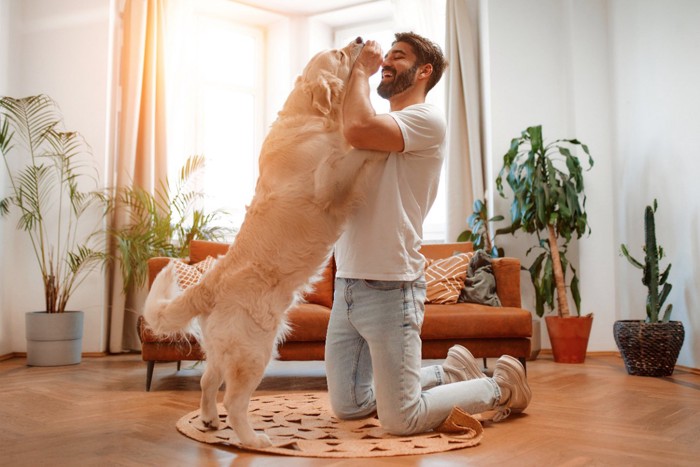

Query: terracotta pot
<box><xmin>545</xmin><ymin>314</ymin><xmax>593</xmax><ymax>364</ymax></box>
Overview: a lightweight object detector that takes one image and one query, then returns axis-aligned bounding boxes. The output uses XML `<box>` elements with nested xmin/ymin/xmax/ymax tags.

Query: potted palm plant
<box><xmin>496</xmin><ymin>125</ymin><xmax>594</xmax><ymax>363</ymax></box>
<box><xmin>615</xmin><ymin>199</ymin><xmax>683</xmax><ymax>376</ymax></box>
<box><xmin>0</xmin><ymin>95</ymin><xmax>109</xmax><ymax>366</ymax></box>
<box><xmin>110</xmin><ymin>155</ymin><xmax>234</xmax><ymax>294</ymax></box>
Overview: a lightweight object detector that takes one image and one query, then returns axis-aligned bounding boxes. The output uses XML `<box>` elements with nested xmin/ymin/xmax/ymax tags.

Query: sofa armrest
<box><xmin>147</xmin><ymin>257</ymin><xmax>178</xmax><ymax>289</ymax></box>
<box><xmin>492</xmin><ymin>257</ymin><xmax>522</xmax><ymax>308</ymax></box>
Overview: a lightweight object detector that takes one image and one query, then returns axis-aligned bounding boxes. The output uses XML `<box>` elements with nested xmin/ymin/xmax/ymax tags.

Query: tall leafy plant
<box><xmin>620</xmin><ymin>199</ymin><xmax>672</xmax><ymax>323</ymax></box>
<box><xmin>0</xmin><ymin>95</ymin><xmax>109</xmax><ymax>313</ymax></box>
<box><xmin>111</xmin><ymin>155</ymin><xmax>234</xmax><ymax>292</ymax></box>
<box><xmin>496</xmin><ymin>125</ymin><xmax>593</xmax><ymax>318</ymax></box>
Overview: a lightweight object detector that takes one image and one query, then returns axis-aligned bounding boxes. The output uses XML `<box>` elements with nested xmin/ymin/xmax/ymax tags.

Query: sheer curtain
<box><xmin>392</xmin><ymin>0</ymin><xmax>485</xmax><ymax>242</ymax></box>
<box><xmin>444</xmin><ymin>0</ymin><xmax>485</xmax><ymax>242</ymax></box>
<box><xmin>392</xmin><ymin>0</ymin><xmax>448</xmax><ymax>241</ymax></box>
<box><xmin>107</xmin><ymin>0</ymin><xmax>172</xmax><ymax>352</ymax></box>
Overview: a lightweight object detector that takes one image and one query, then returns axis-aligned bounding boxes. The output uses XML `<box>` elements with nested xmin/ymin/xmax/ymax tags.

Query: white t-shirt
<box><xmin>334</xmin><ymin>103</ymin><xmax>447</xmax><ymax>281</ymax></box>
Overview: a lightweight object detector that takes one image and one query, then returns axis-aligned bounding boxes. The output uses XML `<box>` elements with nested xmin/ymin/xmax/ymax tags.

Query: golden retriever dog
<box><xmin>143</xmin><ymin>37</ymin><xmax>383</xmax><ymax>448</ymax></box>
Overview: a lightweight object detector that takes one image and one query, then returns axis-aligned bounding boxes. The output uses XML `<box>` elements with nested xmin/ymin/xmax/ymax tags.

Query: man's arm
<box><xmin>343</xmin><ymin>41</ymin><xmax>404</xmax><ymax>152</ymax></box>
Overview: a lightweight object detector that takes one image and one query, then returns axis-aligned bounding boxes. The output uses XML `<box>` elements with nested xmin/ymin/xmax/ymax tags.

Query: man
<box><xmin>325</xmin><ymin>32</ymin><xmax>531</xmax><ymax>435</ymax></box>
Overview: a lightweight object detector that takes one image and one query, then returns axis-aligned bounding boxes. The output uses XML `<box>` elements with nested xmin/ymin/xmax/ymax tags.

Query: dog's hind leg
<box><xmin>223</xmin><ymin>357</ymin><xmax>272</xmax><ymax>448</ymax></box>
<box><xmin>199</xmin><ymin>356</ymin><xmax>223</xmax><ymax>430</ymax></box>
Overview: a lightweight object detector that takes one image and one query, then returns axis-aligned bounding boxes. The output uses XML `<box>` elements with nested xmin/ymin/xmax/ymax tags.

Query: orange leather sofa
<box><xmin>138</xmin><ymin>240</ymin><xmax>532</xmax><ymax>390</ymax></box>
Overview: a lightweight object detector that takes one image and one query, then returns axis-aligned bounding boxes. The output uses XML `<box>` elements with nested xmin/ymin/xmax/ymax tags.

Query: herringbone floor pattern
<box><xmin>1</xmin><ymin>353</ymin><xmax>698</xmax><ymax>466</ymax></box>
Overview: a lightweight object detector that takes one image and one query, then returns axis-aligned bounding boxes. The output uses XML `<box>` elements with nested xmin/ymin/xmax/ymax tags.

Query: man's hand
<box><xmin>343</xmin><ymin>38</ymin><xmax>404</xmax><ymax>153</ymax></box>
<box><xmin>353</xmin><ymin>40</ymin><xmax>383</xmax><ymax>77</ymax></box>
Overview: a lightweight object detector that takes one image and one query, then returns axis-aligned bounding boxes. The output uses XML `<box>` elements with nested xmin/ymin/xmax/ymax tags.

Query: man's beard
<box><xmin>377</xmin><ymin>64</ymin><xmax>418</xmax><ymax>99</ymax></box>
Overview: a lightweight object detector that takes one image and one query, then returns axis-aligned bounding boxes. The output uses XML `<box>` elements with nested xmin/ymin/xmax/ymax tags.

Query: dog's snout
<box><xmin>355</xmin><ymin>36</ymin><xmax>363</xmax><ymax>44</ymax></box>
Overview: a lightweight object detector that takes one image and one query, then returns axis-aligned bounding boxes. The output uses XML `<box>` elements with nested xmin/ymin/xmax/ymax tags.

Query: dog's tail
<box><xmin>143</xmin><ymin>261</ymin><xmax>212</xmax><ymax>336</ymax></box>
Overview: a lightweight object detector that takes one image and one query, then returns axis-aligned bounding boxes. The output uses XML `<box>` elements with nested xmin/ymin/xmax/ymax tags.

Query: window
<box><xmin>167</xmin><ymin>14</ymin><xmax>265</xmax><ymax>229</ymax></box>
<box><xmin>166</xmin><ymin>1</ymin><xmax>447</xmax><ymax>241</ymax></box>
<box><xmin>335</xmin><ymin>23</ymin><xmax>395</xmax><ymax>115</ymax></box>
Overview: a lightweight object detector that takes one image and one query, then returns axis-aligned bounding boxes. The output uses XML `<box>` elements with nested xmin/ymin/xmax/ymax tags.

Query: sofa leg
<box><xmin>146</xmin><ymin>361</ymin><xmax>155</xmax><ymax>391</ymax></box>
<box><xmin>519</xmin><ymin>357</ymin><xmax>527</xmax><ymax>374</ymax></box>
<box><xmin>177</xmin><ymin>361</ymin><xmax>181</xmax><ymax>371</ymax></box>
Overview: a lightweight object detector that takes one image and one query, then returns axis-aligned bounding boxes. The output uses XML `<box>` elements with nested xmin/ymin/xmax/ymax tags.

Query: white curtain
<box><xmin>107</xmin><ymin>0</ymin><xmax>172</xmax><ymax>352</ymax></box>
<box><xmin>393</xmin><ymin>0</ymin><xmax>485</xmax><ymax>242</ymax></box>
<box><xmin>444</xmin><ymin>0</ymin><xmax>485</xmax><ymax>242</ymax></box>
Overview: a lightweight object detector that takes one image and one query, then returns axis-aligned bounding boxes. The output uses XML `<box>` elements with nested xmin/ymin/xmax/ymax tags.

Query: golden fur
<box><xmin>143</xmin><ymin>39</ymin><xmax>384</xmax><ymax>448</ymax></box>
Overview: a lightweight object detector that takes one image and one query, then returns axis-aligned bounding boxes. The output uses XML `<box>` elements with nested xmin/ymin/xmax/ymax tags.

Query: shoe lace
<box><xmin>473</xmin><ymin>407</ymin><xmax>511</xmax><ymax>423</ymax></box>
<box><xmin>491</xmin><ymin>407</ymin><xmax>511</xmax><ymax>422</ymax></box>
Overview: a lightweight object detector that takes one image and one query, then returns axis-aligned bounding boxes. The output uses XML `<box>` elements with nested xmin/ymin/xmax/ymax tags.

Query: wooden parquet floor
<box><xmin>1</xmin><ymin>353</ymin><xmax>699</xmax><ymax>466</ymax></box>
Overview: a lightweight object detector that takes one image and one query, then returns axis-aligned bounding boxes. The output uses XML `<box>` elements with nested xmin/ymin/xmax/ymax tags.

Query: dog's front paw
<box><xmin>243</xmin><ymin>432</ymin><xmax>272</xmax><ymax>449</ymax></box>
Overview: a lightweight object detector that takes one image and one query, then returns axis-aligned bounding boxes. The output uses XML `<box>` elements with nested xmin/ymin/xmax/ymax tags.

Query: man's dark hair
<box><xmin>393</xmin><ymin>32</ymin><xmax>448</xmax><ymax>94</ymax></box>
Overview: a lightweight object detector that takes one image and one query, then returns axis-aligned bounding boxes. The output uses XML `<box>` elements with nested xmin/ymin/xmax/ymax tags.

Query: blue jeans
<box><xmin>325</xmin><ymin>277</ymin><xmax>501</xmax><ymax>435</ymax></box>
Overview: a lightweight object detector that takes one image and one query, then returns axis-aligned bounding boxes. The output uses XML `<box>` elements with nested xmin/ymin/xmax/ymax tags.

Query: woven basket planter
<box><xmin>613</xmin><ymin>320</ymin><xmax>684</xmax><ymax>377</ymax></box>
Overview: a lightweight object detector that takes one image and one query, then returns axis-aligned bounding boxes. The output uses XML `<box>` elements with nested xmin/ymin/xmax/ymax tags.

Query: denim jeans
<box><xmin>325</xmin><ymin>277</ymin><xmax>501</xmax><ymax>435</ymax></box>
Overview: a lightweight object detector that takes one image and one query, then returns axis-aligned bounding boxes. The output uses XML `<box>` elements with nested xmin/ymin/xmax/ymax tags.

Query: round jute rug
<box><xmin>176</xmin><ymin>392</ymin><xmax>483</xmax><ymax>458</ymax></box>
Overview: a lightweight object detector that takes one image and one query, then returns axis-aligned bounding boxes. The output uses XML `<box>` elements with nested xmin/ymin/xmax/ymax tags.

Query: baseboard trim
<box><xmin>3</xmin><ymin>350</ymin><xmax>698</xmax><ymax>374</ymax></box>
<box><xmin>1</xmin><ymin>352</ymin><xmax>107</xmax><ymax>361</ymax></box>
<box><xmin>0</xmin><ymin>353</ymin><xmax>17</xmax><ymax>362</ymax></box>
<box><xmin>538</xmin><ymin>349</ymin><xmax>621</xmax><ymax>357</ymax></box>
<box><xmin>537</xmin><ymin>349</ymin><xmax>699</xmax><ymax>374</ymax></box>
<box><xmin>673</xmin><ymin>365</ymin><xmax>700</xmax><ymax>376</ymax></box>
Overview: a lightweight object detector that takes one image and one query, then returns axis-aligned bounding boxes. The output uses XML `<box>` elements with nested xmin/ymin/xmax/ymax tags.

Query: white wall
<box><xmin>0</xmin><ymin>0</ymin><xmax>111</xmax><ymax>355</ymax></box>
<box><xmin>0</xmin><ymin>0</ymin><xmax>12</xmax><ymax>356</ymax></box>
<box><xmin>485</xmin><ymin>0</ymin><xmax>699</xmax><ymax>369</ymax></box>
<box><xmin>609</xmin><ymin>0</ymin><xmax>700</xmax><ymax>368</ymax></box>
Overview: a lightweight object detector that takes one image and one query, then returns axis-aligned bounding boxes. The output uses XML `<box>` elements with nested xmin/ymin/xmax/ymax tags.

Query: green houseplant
<box><xmin>110</xmin><ymin>154</ymin><xmax>234</xmax><ymax>293</ymax></box>
<box><xmin>457</xmin><ymin>198</ymin><xmax>513</xmax><ymax>257</ymax></box>
<box><xmin>614</xmin><ymin>199</ymin><xmax>683</xmax><ymax>376</ymax></box>
<box><xmin>496</xmin><ymin>125</ymin><xmax>594</xmax><ymax>363</ymax></box>
<box><xmin>0</xmin><ymin>94</ymin><xmax>109</xmax><ymax>366</ymax></box>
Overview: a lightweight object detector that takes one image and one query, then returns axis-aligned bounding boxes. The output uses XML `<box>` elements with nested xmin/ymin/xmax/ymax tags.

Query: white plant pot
<box><xmin>25</xmin><ymin>311</ymin><xmax>84</xmax><ymax>366</ymax></box>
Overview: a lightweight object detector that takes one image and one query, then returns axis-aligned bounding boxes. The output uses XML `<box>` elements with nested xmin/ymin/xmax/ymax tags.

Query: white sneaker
<box><xmin>480</xmin><ymin>355</ymin><xmax>531</xmax><ymax>422</ymax></box>
<box><xmin>442</xmin><ymin>345</ymin><xmax>486</xmax><ymax>384</ymax></box>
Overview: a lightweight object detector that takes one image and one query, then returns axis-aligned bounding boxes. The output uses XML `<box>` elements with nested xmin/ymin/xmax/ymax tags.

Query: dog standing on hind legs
<box><xmin>143</xmin><ymin>37</ymin><xmax>386</xmax><ymax>448</ymax></box>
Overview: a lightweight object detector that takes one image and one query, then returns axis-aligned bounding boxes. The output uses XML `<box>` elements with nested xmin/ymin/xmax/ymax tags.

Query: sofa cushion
<box><xmin>420</xmin><ymin>242</ymin><xmax>473</xmax><ymax>260</ymax></box>
<box><xmin>424</xmin><ymin>252</ymin><xmax>473</xmax><ymax>304</ymax></box>
<box><xmin>189</xmin><ymin>240</ymin><xmax>334</xmax><ymax>308</ymax></box>
<box><xmin>189</xmin><ymin>240</ymin><xmax>229</xmax><ymax>263</ymax></box>
<box><xmin>285</xmin><ymin>303</ymin><xmax>331</xmax><ymax>341</ymax></box>
<box><xmin>421</xmin><ymin>304</ymin><xmax>532</xmax><ymax>339</ymax></box>
<box><xmin>301</xmin><ymin>257</ymin><xmax>335</xmax><ymax>308</ymax></box>
<box><xmin>173</xmin><ymin>256</ymin><xmax>217</xmax><ymax>289</ymax></box>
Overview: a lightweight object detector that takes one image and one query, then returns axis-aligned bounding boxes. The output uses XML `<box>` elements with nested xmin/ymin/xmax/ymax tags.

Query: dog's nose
<box><xmin>355</xmin><ymin>36</ymin><xmax>363</xmax><ymax>44</ymax></box>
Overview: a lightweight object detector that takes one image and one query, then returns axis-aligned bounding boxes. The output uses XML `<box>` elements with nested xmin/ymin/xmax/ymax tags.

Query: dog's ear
<box><xmin>305</xmin><ymin>71</ymin><xmax>343</xmax><ymax>116</ymax></box>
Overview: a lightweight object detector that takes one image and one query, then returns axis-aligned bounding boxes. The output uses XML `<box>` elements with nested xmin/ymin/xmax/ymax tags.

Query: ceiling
<box><xmin>234</xmin><ymin>0</ymin><xmax>381</xmax><ymax>16</ymax></box>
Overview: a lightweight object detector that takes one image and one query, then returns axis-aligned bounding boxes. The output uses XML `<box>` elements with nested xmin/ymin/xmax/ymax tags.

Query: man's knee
<box><xmin>329</xmin><ymin>394</ymin><xmax>376</xmax><ymax>421</ymax></box>
<box><xmin>380</xmin><ymin>417</ymin><xmax>416</xmax><ymax>436</ymax></box>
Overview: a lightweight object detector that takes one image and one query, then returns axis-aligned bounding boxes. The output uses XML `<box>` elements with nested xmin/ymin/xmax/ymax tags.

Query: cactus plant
<box><xmin>620</xmin><ymin>199</ymin><xmax>673</xmax><ymax>323</ymax></box>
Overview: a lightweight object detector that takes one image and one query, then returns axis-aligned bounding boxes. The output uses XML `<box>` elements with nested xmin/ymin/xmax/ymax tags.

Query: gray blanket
<box><xmin>458</xmin><ymin>250</ymin><xmax>501</xmax><ymax>307</ymax></box>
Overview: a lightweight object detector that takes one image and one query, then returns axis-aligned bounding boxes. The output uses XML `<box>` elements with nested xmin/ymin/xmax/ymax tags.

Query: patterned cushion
<box><xmin>173</xmin><ymin>256</ymin><xmax>218</xmax><ymax>290</ymax></box>
<box><xmin>425</xmin><ymin>252</ymin><xmax>473</xmax><ymax>304</ymax></box>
